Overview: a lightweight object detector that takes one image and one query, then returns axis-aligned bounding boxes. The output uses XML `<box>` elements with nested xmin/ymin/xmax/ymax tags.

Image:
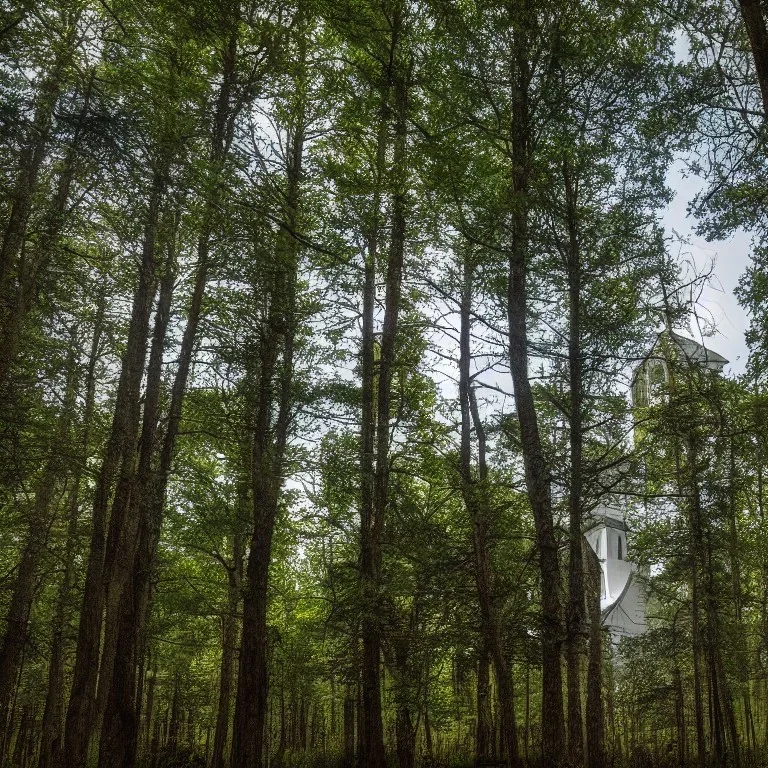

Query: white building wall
<box><xmin>604</xmin><ymin>575</ymin><xmax>647</xmax><ymax>640</ymax></box>
<box><xmin>585</xmin><ymin>512</ymin><xmax>647</xmax><ymax>642</ymax></box>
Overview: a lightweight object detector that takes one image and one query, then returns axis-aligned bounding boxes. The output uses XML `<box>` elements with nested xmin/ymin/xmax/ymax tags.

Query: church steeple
<box><xmin>631</xmin><ymin>331</ymin><xmax>729</xmax><ymax>408</ymax></box>
<box><xmin>586</xmin><ymin>331</ymin><xmax>729</xmax><ymax>644</ymax></box>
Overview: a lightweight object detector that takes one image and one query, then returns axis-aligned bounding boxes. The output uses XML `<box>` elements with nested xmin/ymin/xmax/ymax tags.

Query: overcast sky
<box><xmin>664</xmin><ymin>33</ymin><xmax>753</xmax><ymax>377</ymax></box>
<box><xmin>661</xmin><ymin>161</ymin><xmax>752</xmax><ymax>376</ymax></box>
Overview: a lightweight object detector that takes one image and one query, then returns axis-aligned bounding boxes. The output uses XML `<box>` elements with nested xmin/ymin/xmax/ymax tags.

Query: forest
<box><xmin>3</xmin><ymin>0</ymin><xmax>768</xmax><ymax>767</ymax></box>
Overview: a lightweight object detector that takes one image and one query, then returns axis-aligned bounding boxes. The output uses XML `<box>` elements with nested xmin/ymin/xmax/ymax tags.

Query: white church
<box><xmin>583</xmin><ymin>331</ymin><xmax>729</xmax><ymax>644</ymax></box>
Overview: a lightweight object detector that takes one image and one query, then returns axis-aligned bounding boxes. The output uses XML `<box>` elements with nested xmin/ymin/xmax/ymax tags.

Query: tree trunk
<box><xmin>142</xmin><ymin>664</ymin><xmax>157</xmax><ymax>759</ymax></box>
<box><xmin>584</xmin><ymin>544</ymin><xmax>604</xmax><ymax>768</ymax></box>
<box><xmin>360</xmin><ymin>13</ymin><xmax>409</xmax><ymax>765</ymax></box>
<box><xmin>95</xmin><ymin>203</ymin><xmax>179</xmax><ymax>768</ymax></box>
<box><xmin>356</xmin><ymin>679</ymin><xmax>365</xmax><ymax>762</ymax></box>
<box><xmin>0</xmin><ymin>10</ymin><xmax>80</xmax><ymax>308</ymax></box>
<box><xmin>395</xmin><ymin>705</ymin><xmax>416</xmax><ymax>768</ymax></box>
<box><xmin>0</xmin><ymin>71</ymin><xmax>93</xmax><ymax>394</ymax></box>
<box><xmin>459</xmin><ymin>256</ymin><xmax>519</xmax><ymax>767</ymax></box>
<box><xmin>62</xmin><ymin>167</ymin><xmax>164</xmax><ymax>768</ymax></box>
<box><xmin>506</xmin><ymin>13</ymin><xmax>565</xmax><ymax>758</ymax></box>
<box><xmin>344</xmin><ymin>687</ymin><xmax>355</xmax><ymax>768</ymax></box>
<box><xmin>738</xmin><ymin>0</ymin><xmax>768</xmax><ymax>114</ymax></box>
<box><xmin>476</xmin><ymin>647</ymin><xmax>492</xmax><ymax>766</ymax></box>
<box><xmin>38</xmin><ymin>306</ymin><xmax>104</xmax><ymax>768</ymax></box>
<box><xmin>359</xmin><ymin>78</ymin><xmax>390</xmax><ymax>768</ymax></box>
<box><xmin>98</xmin><ymin>22</ymin><xmax>248</xmax><ymax>764</ymax></box>
<box><xmin>232</xmin><ymin>473</ymin><xmax>277</xmax><ymax>768</ymax></box>
<box><xmin>231</xmin><ymin>67</ymin><xmax>304</xmax><ymax>768</ymax></box>
<box><xmin>168</xmin><ymin>676</ymin><xmax>181</xmax><ymax>756</ymax></box>
<box><xmin>212</xmin><ymin>534</ymin><xmax>244</xmax><ymax>768</ymax></box>
<box><xmin>0</xmin><ymin>333</ymin><xmax>79</xmax><ymax>752</ymax></box>
<box><xmin>686</xmin><ymin>440</ymin><xmax>709</xmax><ymax>768</ymax></box>
<box><xmin>564</xmin><ymin>157</ymin><xmax>585</xmax><ymax>768</ymax></box>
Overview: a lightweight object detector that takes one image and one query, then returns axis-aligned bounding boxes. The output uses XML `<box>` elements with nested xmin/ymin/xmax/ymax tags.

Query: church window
<box><xmin>649</xmin><ymin>362</ymin><xmax>666</xmax><ymax>394</ymax></box>
<box><xmin>632</xmin><ymin>375</ymin><xmax>647</xmax><ymax>407</ymax></box>
<box><xmin>617</xmin><ymin>536</ymin><xmax>623</xmax><ymax>561</ymax></box>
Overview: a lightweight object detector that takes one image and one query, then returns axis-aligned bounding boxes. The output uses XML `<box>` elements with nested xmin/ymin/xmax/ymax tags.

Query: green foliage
<box><xmin>2</xmin><ymin>1</ymin><xmax>768</xmax><ymax>767</ymax></box>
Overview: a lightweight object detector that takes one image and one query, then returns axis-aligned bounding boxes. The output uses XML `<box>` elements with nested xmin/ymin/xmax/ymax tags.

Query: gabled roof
<box><xmin>632</xmin><ymin>330</ymin><xmax>729</xmax><ymax>382</ymax></box>
<box><xmin>668</xmin><ymin>331</ymin><xmax>729</xmax><ymax>366</ymax></box>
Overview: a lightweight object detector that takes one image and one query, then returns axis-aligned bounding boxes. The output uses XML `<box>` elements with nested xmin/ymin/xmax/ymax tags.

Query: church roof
<box><xmin>602</xmin><ymin>570</ymin><xmax>635</xmax><ymax>621</ymax></box>
<box><xmin>632</xmin><ymin>330</ymin><xmax>729</xmax><ymax>382</ymax></box>
<box><xmin>667</xmin><ymin>332</ymin><xmax>729</xmax><ymax>366</ymax></box>
<box><xmin>602</xmin><ymin>570</ymin><xmax>648</xmax><ymax>638</ymax></box>
<box><xmin>590</xmin><ymin>512</ymin><xmax>627</xmax><ymax>532</ymax></box>
<box><xmin>585</xmin><ymin>503</ymin><xmax>627</xmax><ymax>533</ymax></box>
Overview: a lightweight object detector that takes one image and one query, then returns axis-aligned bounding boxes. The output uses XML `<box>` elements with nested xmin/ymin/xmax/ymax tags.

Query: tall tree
<box><xmin>231</xmin><ymin>13</ymin><xmax>309</xmax><ymax>765</ymax></box>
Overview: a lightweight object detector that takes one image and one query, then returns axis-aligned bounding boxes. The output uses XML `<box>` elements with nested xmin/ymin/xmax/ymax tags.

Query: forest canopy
<box><xmin>1</xmin><ymin>1</ymin><xmax>768</xmax><ymax>767</ymax></box>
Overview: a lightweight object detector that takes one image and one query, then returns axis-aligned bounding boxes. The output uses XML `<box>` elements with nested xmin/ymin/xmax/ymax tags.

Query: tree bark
<box><xmin>506</xmin><ymin>11</ymin><xmax>565</xmax><ymax>762</ymax></box>
<box><xmin>98</xmin><ymin>23</ymin><xmax>244</xmax><ymax>766</ymax></box>
<box><xmin>38</xmin><ymin>304</ymin><xmax>104</xmax><ymax>768</ymax></box>
<box><xmin>459</xmin><ymin>256</ymin><xmax>519</xmax><ymax>767</ymax></box>
<box><xmin>0</xmin><ymin>331</ymin><xmax>79</xmax><ymax>754</ymax></box>
<box><xmin>584</xmin><ymin>543</ymin><xmax>604</xmax><ymax>768</ymax></box>
<box><xmin>231</xmin><ymin>67</ymin><xmax>305</xmax><ymax>768</ymax></box>
<box><xmin>738</xmin><ymin>0</ymin><xmax>768</xmax><ymax>115</ymax></box>
<box><xmin>211</xmin><ymin>533</ymin><xmax>244</xmax><ymax>768</ymax></box>
<box><xmin>62</xmin><ymin>167</ymin><xmax>164</xmax><ymax>768</ymax></box>
<box><xmin>476</xmin><ymin>646</ymin><xmax>492</xmax><ymax>766</ymax></box>
<box><xmin>564</xmin><ymin>158</ymin><xmax>585</xmax><ymax>768</ymax></box>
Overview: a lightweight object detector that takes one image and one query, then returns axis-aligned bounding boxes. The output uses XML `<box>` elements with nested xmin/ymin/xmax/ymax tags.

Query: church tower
<box><xmin>631</xmin><ymin>330</ymin><xmax>728</xmax><ymax>408</ymax></box>
<box><xmin>584</xmin><ymin>331</ymin><xmax>728</xmax><ymax>643</ymax></box>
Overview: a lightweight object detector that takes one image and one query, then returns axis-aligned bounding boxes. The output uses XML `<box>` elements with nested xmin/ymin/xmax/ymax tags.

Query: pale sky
<box><xmin>666</xmin><ymin>33</ymin><xmax>754</xmax><ymax>377</ymax></box>
<box><xmin>661</xmin><ymin>160</ymin><xmax>752</xmax><ymax>376</ymax></box>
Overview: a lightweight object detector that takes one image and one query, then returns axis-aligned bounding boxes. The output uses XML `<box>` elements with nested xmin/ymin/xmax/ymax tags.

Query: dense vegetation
<box><xmin>2</xmin><ymin>1</ymin><xmax>768</xmax><ymax>766</ymax></box>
